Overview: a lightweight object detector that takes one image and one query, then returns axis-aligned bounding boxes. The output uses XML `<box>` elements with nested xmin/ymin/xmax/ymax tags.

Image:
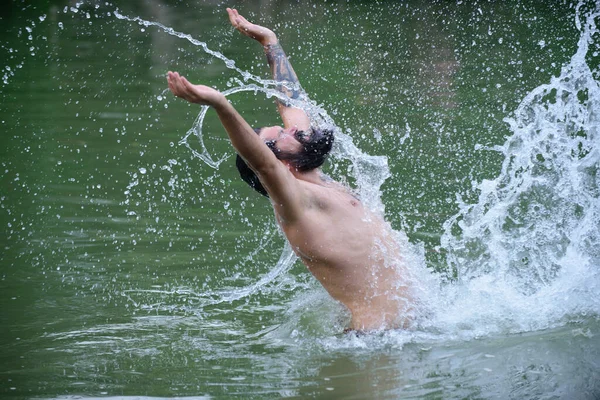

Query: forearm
<box><xmin>213</xmin><ymin>100</ymin><xmax>275</xmax><ymax>171</ymax></box>
<box><xmin>264</xmin><ymin>42</ymin><xmax>301</xmax><ymax>101</ymax></box>
<box><xmin>213</xmin><ymin>85</ymin><xmax>302</xmax><ymax>217</ymax></box>
<box><xmin>264</xmin><ymin>42</ymin><xmax>310</xmax><ymax>129</ymax></box>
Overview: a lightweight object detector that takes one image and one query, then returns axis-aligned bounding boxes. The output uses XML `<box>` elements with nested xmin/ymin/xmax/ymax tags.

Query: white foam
<box><xmin>437</xmin><ymin>3</ymin><xmax>600</xmax><ymax>337</ymax></box>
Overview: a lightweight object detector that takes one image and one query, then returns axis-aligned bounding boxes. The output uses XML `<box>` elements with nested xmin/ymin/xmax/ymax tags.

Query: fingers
<box><xmin>180</xmin><ymin>75</ymin><xmax>193</xmax><ymax>91</ymax></box>
<box><xmin>171</xmin><ymin>72</ymin><xmax>182</xmax><ymax>96</ymax></box>
<box><xmin>167</xmin><ymin>71</ymin><xmax>186</xmax><ymax>98</ymax></box>
<box><xmin>167</xmin><ymin>71</ymin><xmax>177</xmax><ymax>95</ymax></box>
<box><xmin>167</xmin><ymin>71</ymin><xmax>177</xmax><ymax>94</ymax></box>
<box><xmin>237</xmin><ymin>14</ymin><xmax>250</xmax><ymax>25</ymax></box>
<box><xmin>226</xmin><ymin>8</ymin><xmax>237</xmax><ymax>27</ymax></box>
<box><xmin>235</xmin><ymin>10</ymin><xmax>252</xmax><ymax>28</ymax></box>
<box><xmin>226</xmin><ymin>7</ymin><xmax>253</xmax><ymax>33</ymax></box>
<box><xmin>227</xmin><ymin>8</ymin><xmax>243</xmax><ymax>28</ymax></box>
<box><xmin>175</xmin><ymin>73</ymin><xmax>187</xmax><ymax>97</ymax></box>
<box><xmin>167</xmin><ymin>73</ymin><xmax>175</xmax><ymax>94</ymax></box>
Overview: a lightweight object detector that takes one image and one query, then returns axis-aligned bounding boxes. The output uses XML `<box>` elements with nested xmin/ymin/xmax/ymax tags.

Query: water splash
<box><xmin>112</xmin><ymin>9</ymin><xmax>390</xmax><ymax>213</ymax></box>
<box><xmin>122</xmin><ymin>237</ymin><xmax>298</xmax><ymax>311</ymax></box>
<box><xmin>113</xmin><ymin>4</ymin><xmax>599</xmax><ymax>338</ymax></box>
<box><xmin>110</xmin><ymin>9</ymin><xmax>395</xmax><ymax>309</ymax></box>
<box><xmin>437</xmin><ymin>3</ymin><xmax>600</xmax><ymax>335</ymax></box>
<box><xmin>177</xmin><ymin>84</ymin><xmax>305</xmax><ymax>169</ymax></box>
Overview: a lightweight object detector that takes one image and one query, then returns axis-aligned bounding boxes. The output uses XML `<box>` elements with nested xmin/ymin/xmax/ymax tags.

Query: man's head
<box><xmin>236</xmin><ymin>126</ymin><xmax>334</xmax><ymax>197</ymax></box>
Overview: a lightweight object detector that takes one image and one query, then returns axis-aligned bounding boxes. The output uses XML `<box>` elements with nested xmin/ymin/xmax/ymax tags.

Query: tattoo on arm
<box><xmin>264</xmin><ymin>43</ymin><xmax>301</xmax><ymax>104</ymax></box>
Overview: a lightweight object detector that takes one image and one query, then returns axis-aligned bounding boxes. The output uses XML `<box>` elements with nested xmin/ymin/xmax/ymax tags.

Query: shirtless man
<box><xmin>167</xmin><ymin>8</ymin><xmax>413</xmax><ymax>331</ymax></box>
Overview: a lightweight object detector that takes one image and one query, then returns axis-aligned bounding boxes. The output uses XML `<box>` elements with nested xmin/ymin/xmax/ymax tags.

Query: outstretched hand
<box><xmin>167</xmin><ymin>71</ymin><xmax>225</xmax><ymax>107</ymax></box>
<box><xmin>227</xmin><ymin>8</ymin><xmax>277</xmax><ymax>46</ymax></box>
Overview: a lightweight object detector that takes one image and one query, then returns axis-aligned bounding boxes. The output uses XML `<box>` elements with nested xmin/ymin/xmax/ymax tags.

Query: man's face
<box><xmin>258</xmin><ymin>126</ymin><xmax>303</xmax><ymax>154</ymax></box>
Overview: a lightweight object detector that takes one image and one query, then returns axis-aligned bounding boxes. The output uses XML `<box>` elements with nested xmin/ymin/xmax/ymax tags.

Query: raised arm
<box><xmin>227</xmin><ymin>8</ymin><xmax>310</xmax><ymax>130</ymax></box>
<box><xmin>167</xmin><ymin>71</ymin><xmax>304</xmax><ymax>221</ymax></box>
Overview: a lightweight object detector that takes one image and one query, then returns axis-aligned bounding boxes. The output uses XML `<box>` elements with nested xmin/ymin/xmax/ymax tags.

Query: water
<box><xmin>1</xmin><ymin>0</ymin><xmax>599</xmax><ymax>398</ymax></box>
<box><xmin>436</xmin><ymin>2</ymin><xmax>600</xmax><ymax>338</ymax></box>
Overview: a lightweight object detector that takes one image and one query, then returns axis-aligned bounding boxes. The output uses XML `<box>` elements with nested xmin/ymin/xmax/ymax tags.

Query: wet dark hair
<box><xmin>236</xmin><ymin>127</ymin><xmax>334</xmax><ymax>197</ymax></box>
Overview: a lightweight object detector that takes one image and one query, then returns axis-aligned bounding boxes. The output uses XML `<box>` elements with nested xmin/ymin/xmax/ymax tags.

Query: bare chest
<box><xmin>276</xmin><ymin>192</ymin><xmax>377</xmax><ymax>267</ymax></box>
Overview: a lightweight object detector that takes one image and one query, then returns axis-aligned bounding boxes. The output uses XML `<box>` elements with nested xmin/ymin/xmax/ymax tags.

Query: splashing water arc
<box><xmin>439</xmin><ymin>4</ymin><xmax>600</xmax><ymax>329</ymax></box>
<box><xmin>114</xmin><ymin>7</ymin><xmax>393</xmax><ymax>307</ymax></box>
<box><xmin>117</xmin><ymin>2</ymin><xmax>600</xmax><ymax>328</ymax></box>
<box><xmin>114</xmin><ymin>8</ymin><xmax>391</xmax><ymax>214</ymax></box>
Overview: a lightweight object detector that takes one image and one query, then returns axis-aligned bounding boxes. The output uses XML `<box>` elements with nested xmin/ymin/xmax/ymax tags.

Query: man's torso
<box><xmin>275</xmin><ymin>179</ymin><xmax>411</xmax><ymax>330</ymax></box>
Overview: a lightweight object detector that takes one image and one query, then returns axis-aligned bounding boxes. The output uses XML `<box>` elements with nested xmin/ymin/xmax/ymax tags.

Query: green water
<box><xmin>1</xmin><ymin>0</ymin><xmax>599</xmax><ymax>398</ymax></box>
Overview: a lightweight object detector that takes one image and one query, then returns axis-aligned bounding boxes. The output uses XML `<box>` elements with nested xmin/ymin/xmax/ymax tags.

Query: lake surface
<box><xmin>1</xmin><ymin>0</ymin><xmax>599</xmax><ymax>398</ymax></box>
